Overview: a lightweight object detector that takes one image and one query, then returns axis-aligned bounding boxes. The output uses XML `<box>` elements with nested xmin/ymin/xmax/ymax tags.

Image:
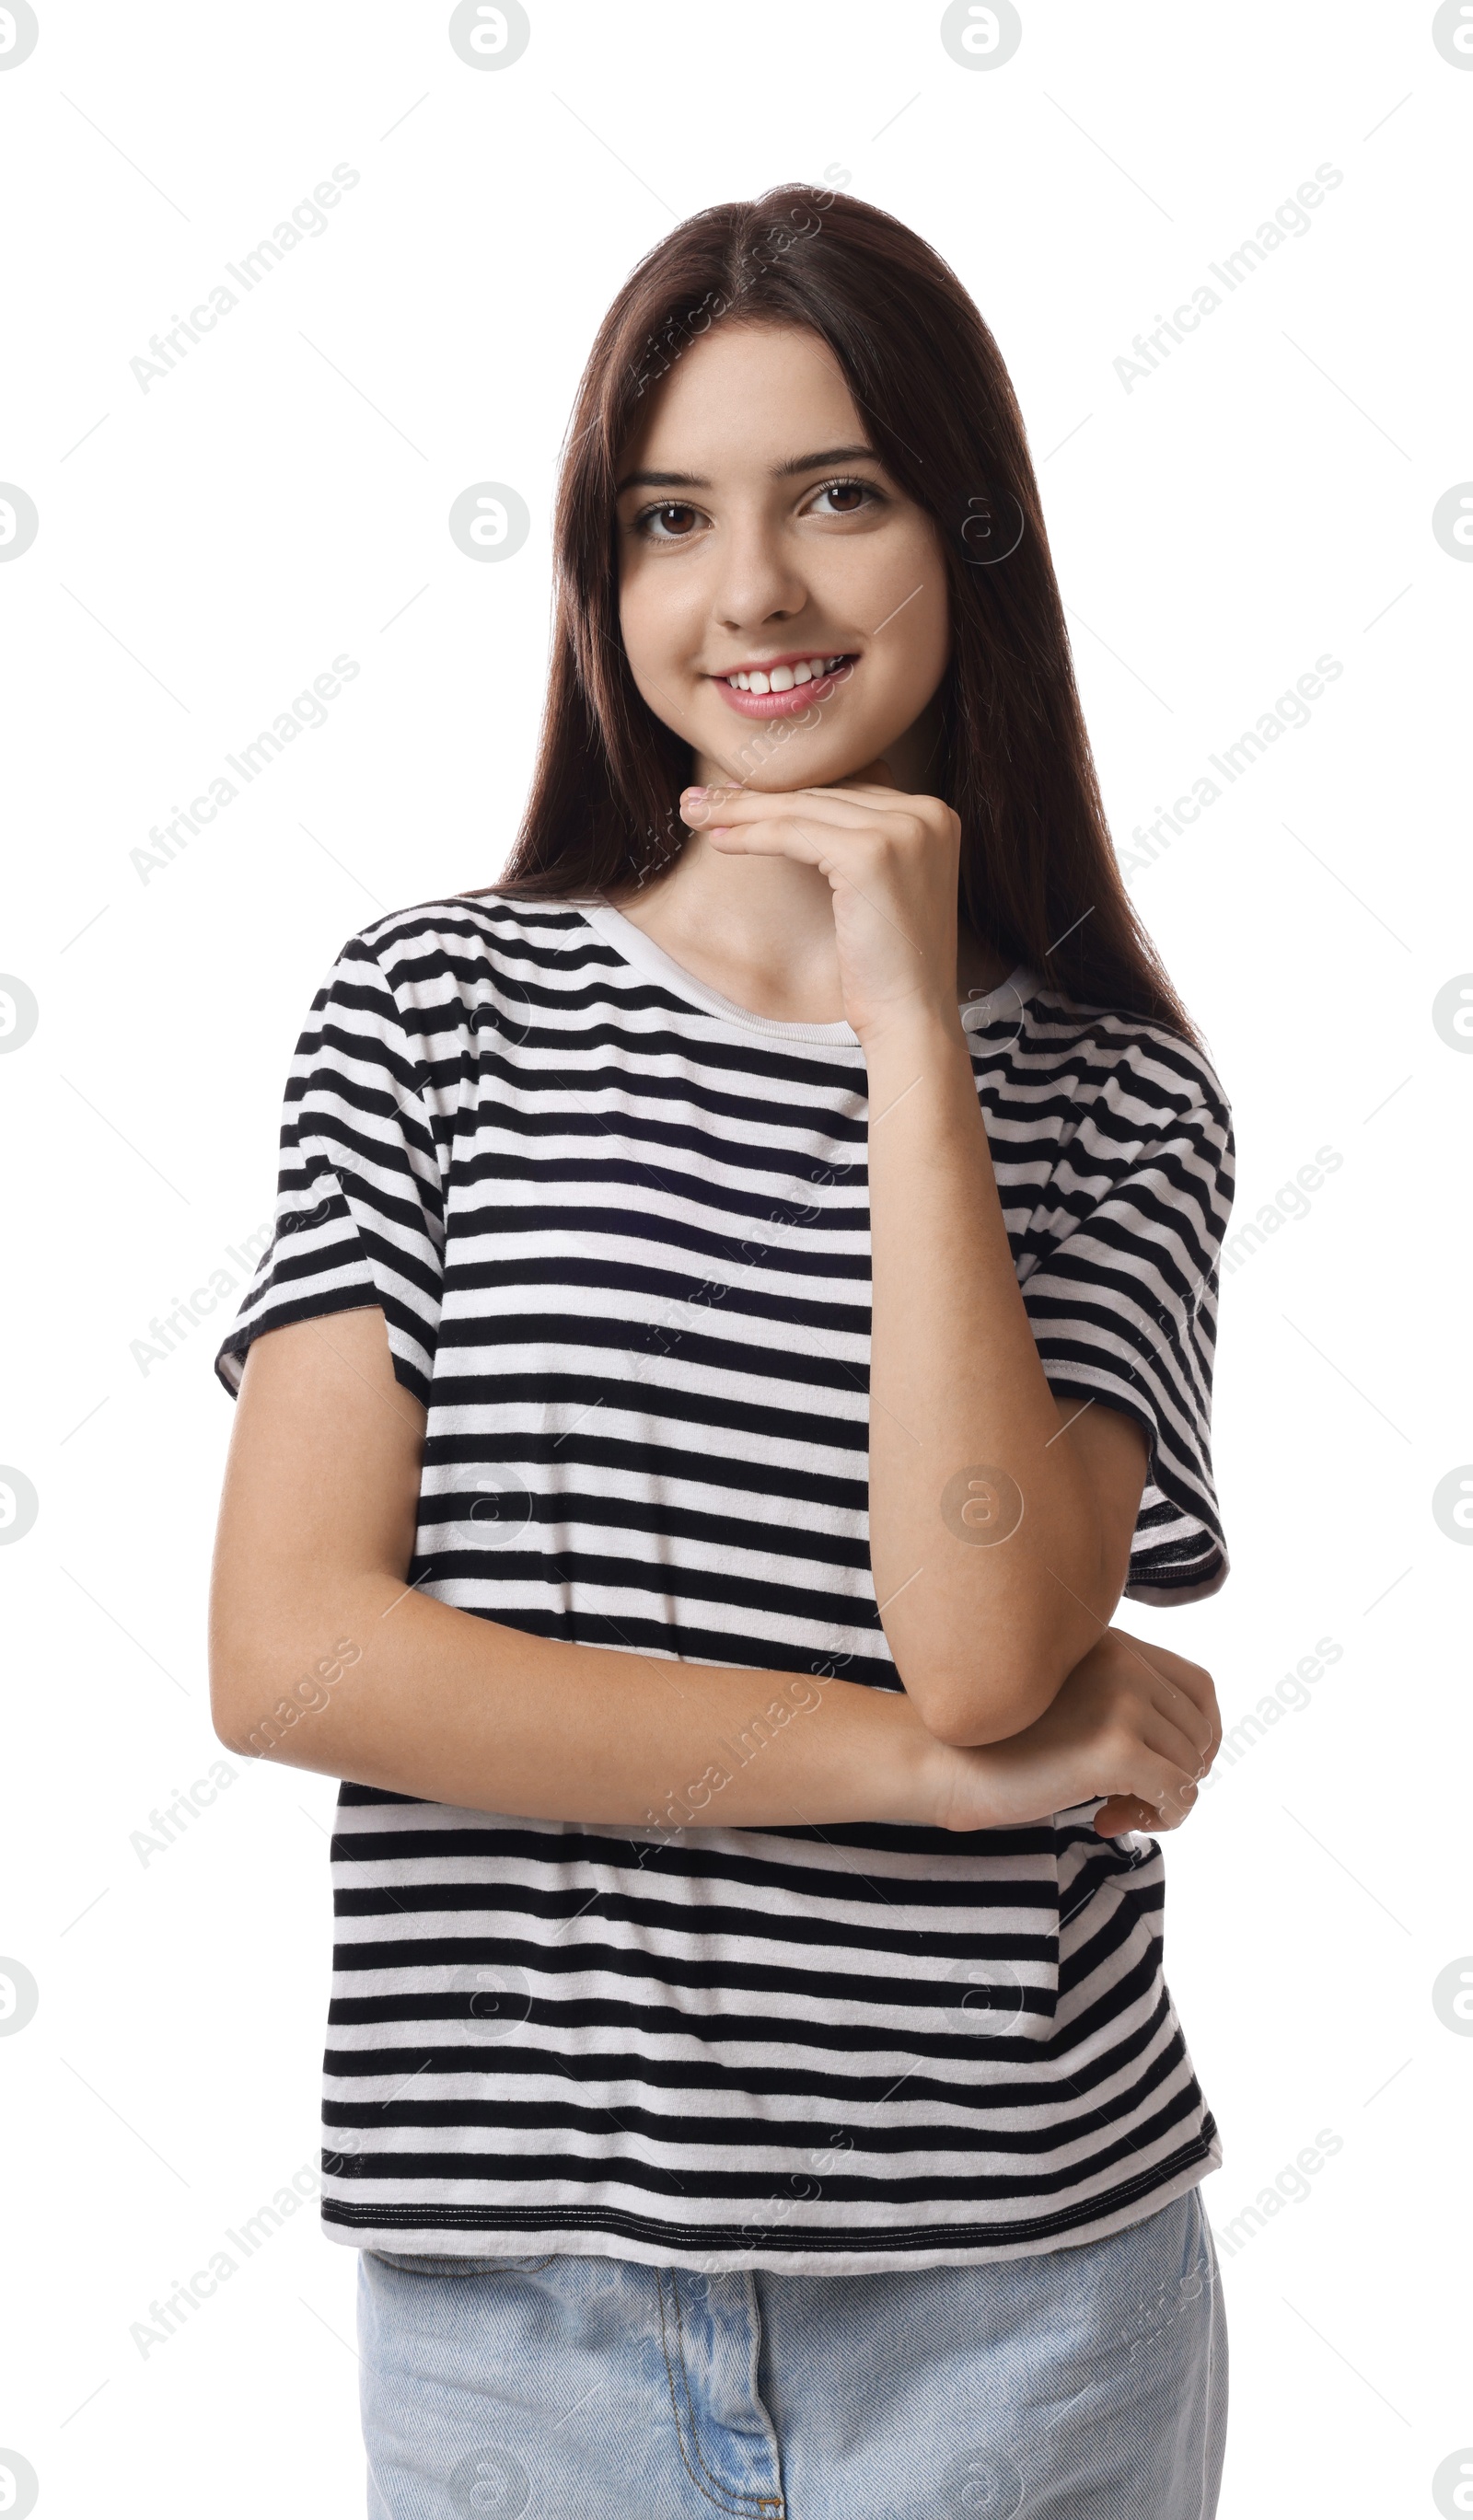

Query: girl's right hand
<box><xmin>927</xmin><ymin>1627</ymin><xmax>1222</xmax><ymax>1837</ymax></box>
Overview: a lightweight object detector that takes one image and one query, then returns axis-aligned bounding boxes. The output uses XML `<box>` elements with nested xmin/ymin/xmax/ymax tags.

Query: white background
<box><xmin>1</xmin><ymin>3</ymin><xmax>1468</xmax><ymax>2514</ymax></box>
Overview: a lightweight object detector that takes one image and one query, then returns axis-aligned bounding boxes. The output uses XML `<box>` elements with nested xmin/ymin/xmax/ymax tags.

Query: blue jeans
<box><xmin>357</xmin><ymin>2184</ymin><xmax>1227</xmax><ymax>2517</ymax></box>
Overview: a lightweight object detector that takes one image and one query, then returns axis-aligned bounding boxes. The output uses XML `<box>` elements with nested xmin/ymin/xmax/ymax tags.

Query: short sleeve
<box><xmin>1017</xmin><ymin>1046</ymin><xmax>1234</xmax><ymax>1606</ymax></box>
<box><xmin>214</xmin><ymin>932</ymin><xmax>446</xmax><ymax>1408</ymax></box>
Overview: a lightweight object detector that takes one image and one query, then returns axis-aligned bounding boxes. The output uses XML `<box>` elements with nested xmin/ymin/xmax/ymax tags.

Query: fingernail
<box><xmin>681</xmin><ymin>785</ymin><xmax>707</xmax><ymax>801</ymax></box>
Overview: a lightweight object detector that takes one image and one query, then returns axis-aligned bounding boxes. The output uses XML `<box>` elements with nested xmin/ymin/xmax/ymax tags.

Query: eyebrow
<box><xmin>616</xmin><ymin>443</ymin><xmax>883</xmax><ymax>493</ymax></box>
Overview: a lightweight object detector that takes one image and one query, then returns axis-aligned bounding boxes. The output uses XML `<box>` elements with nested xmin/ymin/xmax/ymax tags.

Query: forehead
<box><xmin>618</xmin><ymin>322</ymin><xmax>864</xmax><ymax>481</ymax></box>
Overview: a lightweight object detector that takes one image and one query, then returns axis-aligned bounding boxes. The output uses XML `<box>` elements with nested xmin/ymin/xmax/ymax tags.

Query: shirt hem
<box><xmin>322</xmin><ymin>2126</ymin><xmax>1223</xmax><ymax>2277</ymax></box>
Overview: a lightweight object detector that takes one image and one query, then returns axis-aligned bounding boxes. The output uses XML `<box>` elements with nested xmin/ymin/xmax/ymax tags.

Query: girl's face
<box><xmin>615</xmin><ymin>322</ymin><xmax>951</xmax><ymax>792</ymax></box>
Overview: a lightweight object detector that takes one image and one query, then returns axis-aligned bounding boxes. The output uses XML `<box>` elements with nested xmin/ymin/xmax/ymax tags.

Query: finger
<box><xmin>1117</xmin><ymin>1633</ymin><xmax>1217</xmax><ymax>1725</ymax></box>
<box><xmin>1141</xmin><ymin>1707</ymin><xmax>1214</xmax><ymax>1786</ymax></box>
<box><xmin>681</xmin><ymin>783</ymin><xmax>912</xmax><ymax>835</ymax></box>
<box><xmin>1151</xmin><ymin>1652</ymin><xmax>1219</xmax><ymax>1738</ymax></box>
<box><xmin>1140</xmin><ymin>1763</ymin><xmax>1201</xmax><ymax>1828</ymax></box>
<box><xmin>1150</xmin><ymin>1774</ymin><xmax>1201</xmax><ymax>1828</ymax></box>
<box><xmin>1142</xmin><ymin>1677</ymin><xmax>1216</xmax><ymax>1765</ymax></box>
<box><xmin>702</xmin><ymin>815</ymin><xmax>842</xmax><ymax>866</ymax></box>
<box><xmin>1096</xmin><ymin>1784</ymin><xmax>1200</xmax><ymax>1838</ymax></box>
<box><xmin>1094</xmin><ymin>1795</ymin><xmax>1161</xmax><ymax>1838</ymax></box>
<box><xmin>1108</xmin><ymin>1631</ymin><xmax>1220</xmax><ymax>1758</ymax></box>
<box><xmin>1124</xmin><ymin>1740</ymin><xmax>1198</xmax><ymax>1819</ymax></box>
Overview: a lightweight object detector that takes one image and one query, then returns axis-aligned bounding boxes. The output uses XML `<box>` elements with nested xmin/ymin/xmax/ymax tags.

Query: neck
<box><xmin>615</xmin><ymin>836</ymin><xmax>860</xmax><ymax>1024</ymax></box>
<box><xmin>607</xmin><ymin>735</ymin><xmax>1008</xmax><ymax>1026</ymax></box>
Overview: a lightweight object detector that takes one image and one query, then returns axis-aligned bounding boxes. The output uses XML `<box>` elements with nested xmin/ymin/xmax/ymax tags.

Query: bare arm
<box><xmin>866</xmin><ymin>1014</ymin><xmax>1149</xmax><ymax>1746</ymax></box>
<box><xmin>208</xmin><ymin>1308</ymin><xmax>1212</xmax><ymax>1837</ymax></box>
<box><xmin>210</xmin><ymin>1307</ymin><xmax>953</xmax><ymax>1829</ymax></box>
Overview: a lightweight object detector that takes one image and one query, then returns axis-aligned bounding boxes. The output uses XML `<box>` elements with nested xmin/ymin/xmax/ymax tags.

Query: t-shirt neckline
<box><xmin>576</xmin><ymin>899</ymin><xmax>1037</xmax><ymax>1046</ymax></box>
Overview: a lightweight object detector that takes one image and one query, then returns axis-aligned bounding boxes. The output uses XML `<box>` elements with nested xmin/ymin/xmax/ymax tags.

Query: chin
<box><xmin>702</xmin><ymin>730</ymin><xmax>867</xmax><ymax>792</ymax></box>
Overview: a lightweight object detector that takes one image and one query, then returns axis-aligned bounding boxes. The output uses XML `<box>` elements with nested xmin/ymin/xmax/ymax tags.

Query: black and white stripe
<box><xmin>216</xmin><ymin>893</ymin><xmax>1234</xmax><ymax>2271</ymax></box>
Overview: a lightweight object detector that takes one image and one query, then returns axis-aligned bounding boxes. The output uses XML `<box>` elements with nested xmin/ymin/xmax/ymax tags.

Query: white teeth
<box><xmin>724</xmin><ymin>655</ymin><xmax>849</xmax><ymax>693</ymax></box>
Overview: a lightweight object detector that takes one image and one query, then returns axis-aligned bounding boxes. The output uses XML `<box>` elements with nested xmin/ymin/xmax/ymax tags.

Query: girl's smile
<box><xmin>711</xmin><ymin>649</ymin><xmax>855</xmax><ymax>717</ymax></box>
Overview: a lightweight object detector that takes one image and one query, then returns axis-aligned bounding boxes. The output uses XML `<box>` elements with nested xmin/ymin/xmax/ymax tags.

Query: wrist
<box><xmin>902</xmin><ymin>1710</ymin><xmax>1060</xmax><ymax>1835</ymax></box>
<box><xmin>873</xmin><ymin>1690</ymin><xmax>968</xmax><ymax>1829</ymax></box>
<box><xmin>857</xmin><ymin>1001</ymin><xmax>971</xmax><ymax>1072</ymax></box>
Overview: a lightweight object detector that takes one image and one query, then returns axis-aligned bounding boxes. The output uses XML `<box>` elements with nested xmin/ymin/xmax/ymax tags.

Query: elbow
<box><xmin>208</xmin><ymin>1624</ymin><xmax>249</xmax><ymax>1757</ymax></box>
<box><xmin>210</xmin><ymin>1660</ymin><xmax>314</xmax><ymax>1765</ymax></box>
<box><xmin>208</xmin><ymin>1562</ymin><xmax>283</xmax><ymax>1758</ymax></box>
<box><xmin>916</xmin><ymin>1681</ymin><xmax>1054</xmax><ymax>1750</ymax></box>
<box><xmin>902</xmin><ymin>1635</ymin><xmax>1079</xmax><ymax>1751</ymax></box>
<box><xmin>209</xmin><ymin>1597</ymin><xmax>370</xmax><ymax>1764</ymax></box>
<box><xmin>209</xmin><ymin>1652</ymin><xmax>272</xmax><ymax>1763</ymax></box>
<box><xmin>207</xmin><ymin>1611</ymin><xmax>313</xmax><ymax>1766</ymax></box>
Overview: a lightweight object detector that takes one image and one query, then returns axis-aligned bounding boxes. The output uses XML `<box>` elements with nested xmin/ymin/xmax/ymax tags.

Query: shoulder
<box><xmin>336</xmin><ymin>892</ymin><xmax>595</xmax><ymax>983</ymax></box>
<box><xmin>1008</xmin><ymin>979</ymin><xmax>1232</xmax><ymax>1150</ymax></box>
<box><xmin>317</xmin><ymin>892</ymin><xmax>609</xmax><ymax>1028</ymax></box>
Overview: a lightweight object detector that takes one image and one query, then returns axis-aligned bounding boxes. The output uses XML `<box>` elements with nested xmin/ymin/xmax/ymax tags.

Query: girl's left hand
<box><xmin>679</xmin><ymin>763</ymin><xmax>963</xmax><ymax>1050</ymax></box>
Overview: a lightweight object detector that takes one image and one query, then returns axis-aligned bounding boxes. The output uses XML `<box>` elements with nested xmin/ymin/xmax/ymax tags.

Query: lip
<box><xmin>711</xmin><ymin>655</ymin><xmax>856</xmax><ymax>720</ymax></box>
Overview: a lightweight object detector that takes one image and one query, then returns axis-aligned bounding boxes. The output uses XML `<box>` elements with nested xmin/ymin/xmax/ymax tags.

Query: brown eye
<box><xmin>810</xmin><ymin>478</ymin><xmax>880</xmax><ymax>518</ymax></box>
<box><xmin>642</xmin><ymin>503</ymin><xmax>700</xmax><ymax>539</ymax></box>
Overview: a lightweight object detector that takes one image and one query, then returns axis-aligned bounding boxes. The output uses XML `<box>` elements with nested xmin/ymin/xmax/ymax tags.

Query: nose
<box><xmin>709</xmin><ymin>507</ymin><xmax>809</xmax><ymax>638</ymax></box>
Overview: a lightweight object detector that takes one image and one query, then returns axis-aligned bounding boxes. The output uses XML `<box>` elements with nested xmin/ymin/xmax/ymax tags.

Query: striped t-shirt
<box><xmin>215</xmin><ymin>891</ymin><xmax>1234</xmax><ymax>2274</ymax></box>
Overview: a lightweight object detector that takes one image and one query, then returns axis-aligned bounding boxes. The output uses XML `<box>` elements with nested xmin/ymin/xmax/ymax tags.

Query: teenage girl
<box><xmin>211</xmin><ymin>186</ymin><xmax>1233</xmax><ymax>2519</ymax></box>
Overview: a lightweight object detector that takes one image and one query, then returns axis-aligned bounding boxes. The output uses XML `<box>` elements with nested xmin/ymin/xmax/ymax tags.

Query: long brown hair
<box><xmin>489</xmin><ymin>184</ymin><xmax>1196</xmax><ymax>1042</ymax></box>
